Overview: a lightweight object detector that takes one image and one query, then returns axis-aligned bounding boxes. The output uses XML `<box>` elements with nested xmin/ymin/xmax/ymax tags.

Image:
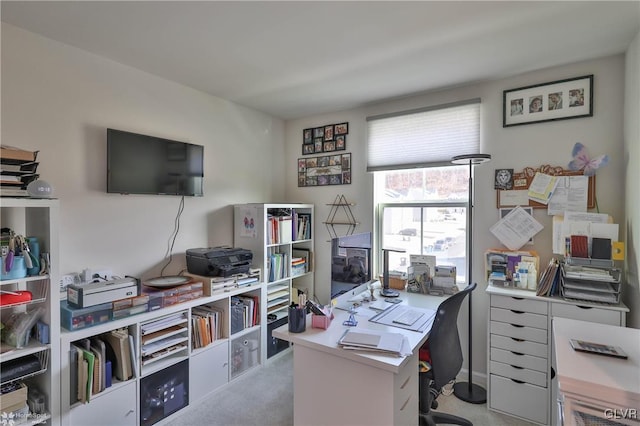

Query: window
<box><xmin>368</xmin><ymin>100</ymin><xmax>480</xmax><ymax>285</ymax></box>
<box><xmin>375</xmin><ymin>167</ymin><xmax>468</xmax><ymax>283</ymax></box>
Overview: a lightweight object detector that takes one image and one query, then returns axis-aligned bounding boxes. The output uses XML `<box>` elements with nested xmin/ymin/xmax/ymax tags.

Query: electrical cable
<box><xmin>160</xmin><ymin>196</ymin><xmax>185</xmax><ymax>277</ymax></box>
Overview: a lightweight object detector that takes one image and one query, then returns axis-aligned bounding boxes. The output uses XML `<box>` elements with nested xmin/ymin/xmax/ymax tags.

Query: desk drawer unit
<box><xmin>393</xmin><ymin>353</ymin><xmax>419</xmax><ymax>426</ymax></box>
<box><xmin>490</xmin><ymin>374</ymin><xmax>549</xmax><ymax>425</ymax></box>
<box><xmin>489</xmin><ymin>293</ymin><xmax>550</xmax><ymax>425</ymax></box>
<box><xmin>491</xmin><ymin>334</ymin><xmax>547</xmax><ymax>358</ymax></box>
<box><xmin>551</xmin><ymin>303</ymin><xmax>622</xmax><ymax>326</ymax></box>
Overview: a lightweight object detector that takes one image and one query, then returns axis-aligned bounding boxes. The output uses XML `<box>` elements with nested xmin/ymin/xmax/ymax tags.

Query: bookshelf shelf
<box><xmin>234</xmin><ymin>203</ymin><xmax>314</xmax><ymax>359</ymax></box>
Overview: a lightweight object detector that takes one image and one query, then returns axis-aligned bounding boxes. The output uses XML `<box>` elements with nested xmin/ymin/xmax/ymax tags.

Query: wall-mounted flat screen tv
<box><xmin>107</xmin><ymin>128</ymin><xmax>204</xmax><ymax>196</ymax></box>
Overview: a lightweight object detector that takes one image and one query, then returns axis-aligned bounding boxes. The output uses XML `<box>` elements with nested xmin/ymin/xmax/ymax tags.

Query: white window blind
<box><xmin>367</xmin><ymin>99</ymin><xmax>480</xmax><ymax>171</ymax></box>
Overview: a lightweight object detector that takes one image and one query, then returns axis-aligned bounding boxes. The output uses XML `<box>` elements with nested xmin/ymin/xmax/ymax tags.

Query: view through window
<box><xmin>375</xmin><ymin>166</ymin><xmax>469</xmax><ymax>284</ymax></box>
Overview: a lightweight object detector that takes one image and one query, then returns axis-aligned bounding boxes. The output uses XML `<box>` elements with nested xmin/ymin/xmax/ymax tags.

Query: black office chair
<box><xmin>419</xmin><ymin>283</ymin><xmax>476</xmax><ymax>426</ymax></box>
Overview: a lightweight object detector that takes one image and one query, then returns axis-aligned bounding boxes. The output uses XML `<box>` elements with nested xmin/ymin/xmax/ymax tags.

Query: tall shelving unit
<box><xmin>1</xmin><ymin>198</ymin><xmax>60</xmax><ymax>426</ymax></box>
<box><xmin>233</xmin><ymin>203</ymin><xmax>314</xmax><ymax>360</ymax></box>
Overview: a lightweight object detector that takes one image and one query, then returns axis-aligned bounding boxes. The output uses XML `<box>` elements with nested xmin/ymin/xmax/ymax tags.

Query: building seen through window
<box><xmin>375</xmin><ymin>166</ymin><xmax>469</xmax><ymax>284</ymax></box>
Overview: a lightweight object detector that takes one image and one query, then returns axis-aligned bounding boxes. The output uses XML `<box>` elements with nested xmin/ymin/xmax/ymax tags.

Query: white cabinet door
<box><xmin>190</xmin><ymin>341</ymin><xmax>229</xmax><ymax>397</ymax></box>
<box><xmin>69</xmin><ymin>382</ymin><xmax>137</xmax><ymax>426</ymax></box>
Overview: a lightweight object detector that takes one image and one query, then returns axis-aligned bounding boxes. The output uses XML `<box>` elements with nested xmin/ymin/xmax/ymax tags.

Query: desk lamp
<box><xmin>380</xmin><ymin>247</ymin><xmax>406</xmax><ymax>297</ymax></box>
<box><xmin>450</xmin><ymin>153</ymin><xmax>491</xmax><ymax>404</ymax></box>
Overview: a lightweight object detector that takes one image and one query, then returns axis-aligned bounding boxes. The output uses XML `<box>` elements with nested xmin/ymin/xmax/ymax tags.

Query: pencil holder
<box><xmin>288</xmin><ymin>306</ymin><xmax>306</xmax><ymax>333</ymax></box>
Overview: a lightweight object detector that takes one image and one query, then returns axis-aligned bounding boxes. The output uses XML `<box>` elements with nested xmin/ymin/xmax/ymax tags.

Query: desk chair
<box><xmin>419</xmin><ymin>283</ymin><xmax>476</xmax><ymax>426</ymax></box>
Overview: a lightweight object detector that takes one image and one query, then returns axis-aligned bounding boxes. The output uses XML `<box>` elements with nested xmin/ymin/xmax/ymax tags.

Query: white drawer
<box><xmin>551</xmin><ymin>303</ymin><xmax>622</xmax><ymax>326</ymax></box>
<box><xmin>70</xmin><ymin>381</ymin><xmax>137</xmax><ymax>426</ymax></box>
<box><xmin>491</xmin><ymin>307</ymin><xmax>548</xmax><ymax>330</ymax></box>
<box><xmin>491</xmin><ymin>295</ymin><xmax>547</xmax><ymax>315</ymax></box>
<box><xmin>490</xmin><ymin>374</ymin><xmax>548</xmax><ymax>424</ymax></box>
<box><xmin>490</xmin><ymin>360</ymin><xmax>547</xmax><ymax>387</ymax></box>
<box><xmin>490</xmin><ymin>347</ymin><xmax>547</xmax><ymax>373</ymax></box>
<box><xmin>490</xmin><ymin>320</ymin><xmax>548</xmax><ymax>344</ymax></box>
<box><xmin>491</xmin><ymin>334</ymin><xmax>547</xmax><ymax>358</ymax></box>
<box><xmin>394</xmin><ymin>353</ymin><xmax>418</xmax><ymax>426</ymax></box>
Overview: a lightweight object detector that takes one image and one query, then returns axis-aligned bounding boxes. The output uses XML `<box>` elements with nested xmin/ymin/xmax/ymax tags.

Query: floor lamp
<box><xmin>451</xmin><ymin>153</ymin><xmax>491</xmax><ymax>404</ymax></box>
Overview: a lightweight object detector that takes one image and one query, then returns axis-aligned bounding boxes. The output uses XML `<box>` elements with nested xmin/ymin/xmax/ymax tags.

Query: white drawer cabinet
<box><xmin>69</xmin><ymin>381</ymin><xmax>137</xmax><ymax>426</ymax></box>
<box><xmin>486</xmin><ymin>286</ymin><xmax>628</xmax><ymax>425</ymax></box>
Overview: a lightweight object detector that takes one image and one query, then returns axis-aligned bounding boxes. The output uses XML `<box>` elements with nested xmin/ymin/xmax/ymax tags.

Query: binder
<box><xmin>103</xmin><ymin>330</ymin><xmax>130</xmax><ymax>381</ymax></box>
<box><xmin>69</xmin><ymin>345</ymin><xmax>79</xmax><ymax>404</ymax></box>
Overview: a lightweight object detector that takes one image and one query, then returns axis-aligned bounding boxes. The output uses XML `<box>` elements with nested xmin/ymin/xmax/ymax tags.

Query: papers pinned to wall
<box><xmin>490</xmin><ymin>206</ymin><xmax>544</xmax><ymax>251</ymax></box>
<box><xmin>528</xmin><ymin>172</ymin><xmax>559</xmax><ymax>205</ymax></box>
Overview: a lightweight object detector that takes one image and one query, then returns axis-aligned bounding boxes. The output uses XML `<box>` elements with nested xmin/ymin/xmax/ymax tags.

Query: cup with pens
<box><xmin>288</xmin><ymin>293</ymin><xmax>307</xmax><ymax>333</ymax></box>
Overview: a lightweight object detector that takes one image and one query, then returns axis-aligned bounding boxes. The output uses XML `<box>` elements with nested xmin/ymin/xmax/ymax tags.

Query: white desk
<box><xmin>553</xmin><ymin>317</ymin><xmax>640</xmax><ymax>425</ymax></box>
<box><xmin>273</xmin><ymin>290</ymin><xmax>443</xmax><ymax>426</ymax></box>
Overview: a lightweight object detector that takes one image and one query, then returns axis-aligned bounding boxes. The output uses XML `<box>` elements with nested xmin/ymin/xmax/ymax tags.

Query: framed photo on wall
<box><xmin>503</xmin><ymin>75</ymin><xmax>593</xmax><ymax>127</ymax></box>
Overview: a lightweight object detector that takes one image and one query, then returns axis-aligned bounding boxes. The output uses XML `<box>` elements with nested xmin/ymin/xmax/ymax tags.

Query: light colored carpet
<box><xmin>165</xmin><ymin>349</ymin><xmax>536</xmax><ymax>426</ymax></box>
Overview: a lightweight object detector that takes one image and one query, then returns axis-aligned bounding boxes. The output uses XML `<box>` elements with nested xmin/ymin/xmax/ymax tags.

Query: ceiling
<box><xmin>2</xmin><ymin>1</ymin><xmax>639</xmax><ymax>120</ymax></box>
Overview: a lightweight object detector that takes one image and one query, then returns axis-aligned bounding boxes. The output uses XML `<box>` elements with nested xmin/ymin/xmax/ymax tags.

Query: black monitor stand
<box><xmin>380</xmin><ymin>247</ymin><xmax>404</xmax><ymax>297</ymax></box>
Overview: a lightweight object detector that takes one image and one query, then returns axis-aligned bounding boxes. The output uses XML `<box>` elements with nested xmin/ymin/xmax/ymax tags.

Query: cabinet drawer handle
<box><xmin>511</xmin><ymin>351</ymin><xmax>524</xmax><ymax>356</ymax></box>
<box><xmin>510</xmin><ymin>323</ymin><xmax>524</xmax><ymax>328</ymax></box>
<box><xmin>576</xmin><ymin>305</ymin><xmax>592</xmax><ymax>310</ymax></box>
<box><xmin>510</xmin><ymin>378</ymin><xmax>525</xmax><ymax>384</ymax></box>
<box><xmin>510</xmin><ymin>309</ymin><xmax>524</xmax><ymax>314</ymax></box>
<box><xmin>510</xmin><ymin>364</ymin><xmax>524</xmax><ymax>370</ymax></box>
<box><xmin>550</xmin><ymin>366</ymin><xmax>556</xmax><ymax>380</ymax></box>
<box><xmin>511</xmin><ymin>297</ymin><xmax>524</xmax><ymax>300</ymax></box>
<box><xmin>125</xmin><ymin>410</ymin><xmax>134</xmax><ymax>416</ymax></box>
<box><xmin>510</xmin><ymin>337</ymin><xmax>524</xmax><ymax>342</ymax></box>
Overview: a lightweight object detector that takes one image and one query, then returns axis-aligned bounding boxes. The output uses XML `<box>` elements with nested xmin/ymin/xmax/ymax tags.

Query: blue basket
<box><xmin>1</xmin><ymin>255</ymin><xmax>28</xmax><ymax>280</ymax></box>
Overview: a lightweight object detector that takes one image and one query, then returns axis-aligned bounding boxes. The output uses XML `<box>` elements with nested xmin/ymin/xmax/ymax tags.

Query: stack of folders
<box><xmin>338</xmin><ymin>329</ymin><xmax>407</xmax><ymax>357</ymax></box>
<box><xmin>536</xmin><ymin>258</ymin><xmax>561</xmax><ymax>297</ymax></box>
<box><xmin>191</xmin><ymin>304</ymin><xmax>225</xmax><ymax>350</ymax></box>
<box><xmin>70</xmin><ymin>328</ymin><xmax>134</xmax><ymax>404</ymax></box>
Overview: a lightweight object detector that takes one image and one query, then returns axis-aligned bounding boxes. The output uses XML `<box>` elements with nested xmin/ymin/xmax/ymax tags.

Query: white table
<box><xmin>273</xmin><ymin>289</ymin><xmax>443</xmax><ymax>426</ymax></box>
<box><xmin>553</xmin><ymin>317</ymin><xmax>640</xmax><ymax>425</ymax></box>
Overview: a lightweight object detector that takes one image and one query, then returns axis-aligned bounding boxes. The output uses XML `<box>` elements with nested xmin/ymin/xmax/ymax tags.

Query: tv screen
<box><xmin>330</xmin><ymin>232</ymin><xmax>373</xmax><ymax>298</ymax></box>
<box><xmin>107</xmin><ymin>128</ymin><xmax>204</xmax><ymax>196</ymax></box>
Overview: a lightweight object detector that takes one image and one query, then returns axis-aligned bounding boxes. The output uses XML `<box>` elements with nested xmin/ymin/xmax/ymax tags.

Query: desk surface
<box><xmin>553</xmin><ymin>317</ymin><xmax>640</xmax><ymax>408</ymax></box>
<box><xmin>273</xmin><ymin>290</ymin><xmax>443</xmax><ymax>373</ymax></box>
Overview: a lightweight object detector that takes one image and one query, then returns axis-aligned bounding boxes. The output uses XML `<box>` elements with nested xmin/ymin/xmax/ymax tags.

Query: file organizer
<box><xmin>560</xmin><ymin>263</ymin><xmax>621</xmax><ymax>305</ymax></box>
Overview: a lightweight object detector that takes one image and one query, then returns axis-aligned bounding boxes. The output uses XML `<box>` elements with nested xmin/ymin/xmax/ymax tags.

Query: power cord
<box><xmin>160</xmin><ymin>196</ymin><xmax>185</xmax><ymax>277</ymax></box>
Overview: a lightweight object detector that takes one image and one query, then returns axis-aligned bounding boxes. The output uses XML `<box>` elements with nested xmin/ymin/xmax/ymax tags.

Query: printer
<box><xmin>186</xmin><ymin>247</ymin><xmax>252</xmax><ymax>277</ymax></box>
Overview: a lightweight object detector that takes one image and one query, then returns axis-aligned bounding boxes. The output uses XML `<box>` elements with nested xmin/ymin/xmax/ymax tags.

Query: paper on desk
<box><xmin>490</xmin><ymin>206</ymin><xmax>544</xmax><ymax>250</ymax></box>
<box><xmin>547</xmin><ymin>176</ymin><xmax>589</xmax><ymax>215</ymax></box>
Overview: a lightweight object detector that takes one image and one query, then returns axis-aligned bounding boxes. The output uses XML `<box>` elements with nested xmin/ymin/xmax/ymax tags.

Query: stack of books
<box><xmin>0</xmin><ymin>146</ymin><xmax>39</xmax><ymax>197</ymax></box>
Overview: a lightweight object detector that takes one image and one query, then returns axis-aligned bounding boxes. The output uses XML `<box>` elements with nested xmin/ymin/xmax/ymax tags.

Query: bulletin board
<box><xmin>496</xmin><ymin>165</ymin><xmax>596</xmax><ymax>209</ymax></box>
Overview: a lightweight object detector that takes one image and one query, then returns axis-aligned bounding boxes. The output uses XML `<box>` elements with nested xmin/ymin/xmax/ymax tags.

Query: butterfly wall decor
<box><xmin>568</xmin><ymin>142</ymin><xmax>609</xmax><ymax>176</ymax></box>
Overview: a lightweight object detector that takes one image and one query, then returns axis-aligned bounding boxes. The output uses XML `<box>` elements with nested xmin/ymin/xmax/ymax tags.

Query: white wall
<box><xmin>624</xmin><ymin>31</ymin><xmax>640</xmax><ymax>328</ymax></box>
<box><xmin>285</xmin><ymin>54</ymin><xmax>634</xmax><ymax>380</ymax></box>
<box><xmin>1</xmin><ymin>24</ymin><xmax>286</xmax><ymax>280</ymax></box>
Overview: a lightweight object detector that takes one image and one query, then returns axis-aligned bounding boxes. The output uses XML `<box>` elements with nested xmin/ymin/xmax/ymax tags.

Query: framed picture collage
<box><xmin>302</xmin><ymin>122</ymin><xmax>348</xmax><ymax>155</ymax></box>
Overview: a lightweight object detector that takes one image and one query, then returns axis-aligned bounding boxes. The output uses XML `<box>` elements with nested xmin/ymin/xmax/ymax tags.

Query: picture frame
<box><xmin>302</xmin><ymin>122</ymin><xmax>348</xmax><ymax>155</ymax></box>
<box><xmin>334</xmin><ymin>122</ymin><xmax>349</xmax><ymax>135</ymax></box>
<box><xmin>302</xmin><ymin>144</ymin><xmax>314</xmax><ymax>155</ymax></box>
<box><xmin>503</xmin><ymin>75</ymin><xmax>593</xmax><ymax>127</ymax></box>
<box><xmin>303</xmin><ymin>128</ymin><xmax>313</xmax><ymax>144</ymax></box>
<box><xmin>298</xmin><ymin>153</ymin><xmax>351</xmax><ymax>187</ymax></box>
<box><xmin>324</xmin><ymin>125</ymin><xmax>334</xmax><ymax>141</ymax></box>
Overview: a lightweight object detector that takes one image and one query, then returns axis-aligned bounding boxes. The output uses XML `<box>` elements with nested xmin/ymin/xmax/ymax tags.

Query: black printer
<box><xmin>186</xmin><ymin>247</ymin><xmax>253</xmax><ymax>277</ymax></box>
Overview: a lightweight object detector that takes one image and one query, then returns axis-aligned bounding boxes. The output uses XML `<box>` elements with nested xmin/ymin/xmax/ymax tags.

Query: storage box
<box><xmin>311</xmin><ymin>313</ymin><xmax>333</xmax><ymax>330</ymax></box>
<box><xmin>380</xmin><ymin>275</ymin><xmax>406</xmax><ymax>290</ymax></box>
<box><xmin>60</xmin><ymin>300</ymin><xmax>112</xmax><ymax>331</ymax></box>
<box><xmin>0</xmin><ymin>382</ymin><xmax>27</xmax><ymax>412</ymax></box>
<box><xmin>67</xmin><ymin>278</ymin><xmax>138</xmax><ymax>308</ymax></box>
